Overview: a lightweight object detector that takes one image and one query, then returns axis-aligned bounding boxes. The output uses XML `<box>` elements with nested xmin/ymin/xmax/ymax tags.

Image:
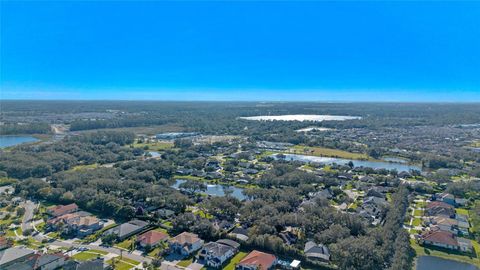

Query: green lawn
<box><xmin>72</xmin><ymin>251</ymin><xmax>101</xmax><ymax>261</ymax></box>
<box><xmin>177</xmin><ymin>258</ymin><xmax>193</xmax><ymax>267</ymax></box>
<box><xmin>223</xmin><ymin>251</ymin><xmax>247</xmax><ymax>270</ymax></box>
<box><xmin>413</xmin><ymin>209</ymin><xmax>424</xmax><ymax>216</ymax></box>
<box><xmin>107</xmin><ymin>258</ymin><xmax>134</xmax><ymax>270</ymax></box>
<box><xmin>411</xmin><ymin>239</ymin><xmax>480</xmax><ymax>267</ymax></box>
<box><xmin>115</xmin><ymin>238</ymin><xmax>135</xmax><ymax>250</ymax></box>
<box><xmin>89</xmin><ymin>249</ymin><xmax>109</xmax><ymax>255</ymax></box>
<box><xmin>412</xmin><ymin>218</ymin><xmax>422</xmax><ymax>226</ymax></box>
<box><xmin>456</xmin><ymin>208</ymin><xmax>469</xmax><ymax>216</ymax></box>
<box><xmin>290</xmin><ymin>145</ymin><xmax>372</xmax><ymax>160</ymax></box>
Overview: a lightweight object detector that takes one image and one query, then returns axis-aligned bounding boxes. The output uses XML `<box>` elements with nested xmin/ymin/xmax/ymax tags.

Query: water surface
<box><xmin>240</xmin><ymin>115</ymin><xmax>361</xmax><ymax>122</ymax></box>
<box><xmin>416</xmin><ymin>256</ymin><xmax>478</xmax><ymax>270</ymax></box>
<box><xmin>0</xmin><ymin>136</ymin><xmax>39</xmax><ymax>148</ymax></box>
<box><xmin>274</xmin><ymin>153</ymin><xmax>422</xmax><ymax>172</ymax></box>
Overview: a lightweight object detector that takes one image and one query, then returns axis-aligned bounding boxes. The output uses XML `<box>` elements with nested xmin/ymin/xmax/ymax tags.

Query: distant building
<box><xmin>236</xmin><ymin>250</ymin><xmax>277</xmax><ymax>270</ymax></box>
<box><xmin>156</xmin><ymin>132</ymin><xmax>199</xmax><ymax>140</ymax></box>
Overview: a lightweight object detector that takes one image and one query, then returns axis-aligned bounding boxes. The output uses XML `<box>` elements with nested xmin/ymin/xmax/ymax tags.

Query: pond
<box><xmin>148</xmin><ymin>151</ymin><xmax>161</xmax><ymax>158</ymax></box>
<box><xmin>416</xmin><ymin>256</ymin><xmax>479</xmax><ymax>270</ymax></box>
<box><xmin>239</xmin><ymin>114</ymin><xmax>361</xmax><ymax>122</ymax></box>
<box><xmin>0</xmin><ymin>135</ymin><xmax>39</xmax><ymax>148</ymax></box>
<box><xmin>273</xmin><ymin>154</ymin><xmax>422</xmax><ymax>172</ymax></box>
<box><xmin>172</xmin><ymin>179</ymin><xmax>247</xmax><ymax>200</ymax></box>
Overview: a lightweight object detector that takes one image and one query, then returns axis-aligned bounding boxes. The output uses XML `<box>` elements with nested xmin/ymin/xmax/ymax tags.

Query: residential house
<box><xmin>198</xmin><ymin>240</ymin><xmax>239</xmax><ymax>268</ymax></box>
<box><xmin>434</xmin><ymin>193</ymin><xmax>456</xmax><ymax>206</ymax></box>
<box><xmin>0</xmin><ymin>247</ymin><xmax>36</xmax><ymax>268</ymax></box>
<box><xmin>74</xmin><ymin>258</ymin><xmax>108</xmax><ymax>270</ymax></box>
<box><xmin>72</xmin><ymin>216</ymin><xmax>103</xmax><ymax>237</ymax></box>
<box><xmin>136</xmin><ymin>230</ymin><xmax>168</xmax><ymax>248</ymax></box>
<box><xmin>157</xmin><ymin>209</ymin><xmax>176</xmax><ymax>219</ymax></box>
<box><xmin>33</xmin><ymin>253</ymin><xmax>67</xmax><ymax>270</ymax></box>
<box><xmin>0</xmin><ymin>236</ymin><xmax>10</xmax><ymax>250</ymax></box>
<box><xmin>236</xmin><ymin>250</ymin><xmax>277</xmax><ymax>270</ymax></box>
<box><xmin>304</xmin><ymin>241</ymin><xmax>330</xmax><ymax>262</ymax></box>
<box><xmin>46</xmin><ymin>203</ymin><xmax>79</xmax><ymax>217</ymax></box>
<box><xmin>419</xmin><ymin>229</ymin><xmax>473</xmax><ymax>253</ymax></box>
<box><xmin>426</xmin><ymin>201</ymin><xmax>455</xmax><ymax>218</ymax></box>
<box><xmin>169</xmin><ymin>232</ymin><xmax>204</xmax><ymax>256</ymax></box>
<box><xmin>103</xmin><ymin>219</ymin><xmax>148</xmax><ymax>240</ymax></box>
<box><xmin>229</xmin><ymin>227</ymin><xmax>249</xmax><ymax>241</ymax></box>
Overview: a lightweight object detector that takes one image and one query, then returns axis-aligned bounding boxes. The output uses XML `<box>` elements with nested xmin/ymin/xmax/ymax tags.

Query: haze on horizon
<box><xmin>1</xmin><ymin>1</ymin><xmax>479</xmax><ymax>102</ymax></box>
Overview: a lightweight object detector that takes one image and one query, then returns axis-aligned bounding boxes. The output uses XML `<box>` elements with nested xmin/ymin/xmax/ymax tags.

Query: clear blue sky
<box><xmin>1</xmin><ymin>1</ymin><xmax>479</xmax><ymax>101</ymax></box>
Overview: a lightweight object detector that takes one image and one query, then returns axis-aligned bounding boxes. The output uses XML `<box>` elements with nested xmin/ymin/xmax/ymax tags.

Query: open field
<box><xmin>289</xmin><ymin>145</ymin><xmax>372</xmax><ymax>160</ymax></box>
<box><xmin>133</xmin><ymin>140</ymin><xmax>174</xmax><ymax>151</ymax></box>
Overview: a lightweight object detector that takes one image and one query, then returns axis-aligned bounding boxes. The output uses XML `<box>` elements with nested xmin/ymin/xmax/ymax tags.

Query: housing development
<box><xmin>0</xmin><ymin>101</ymin><xmax>479</xmax><ymax>270</ymax></box>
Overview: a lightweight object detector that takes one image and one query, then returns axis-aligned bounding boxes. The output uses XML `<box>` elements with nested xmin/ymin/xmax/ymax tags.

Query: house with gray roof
<box><xmin>0</xmin><ymin>247</ymin><xmax>36</xmax><ymax>268</ymax></box>
<box><xmin>103</xmin><ymin>219</ymin><xmax>148</xmax><ymax>240</ymax></box>
<box><xmin>304</xmin><ymin>241</ymin><xmax>330</xmax><ymax>262</ymax></box>
<box><xmin>198</xmin><ymin>240</ymin><xmax>239</xmax><ymax>268</ymax></box>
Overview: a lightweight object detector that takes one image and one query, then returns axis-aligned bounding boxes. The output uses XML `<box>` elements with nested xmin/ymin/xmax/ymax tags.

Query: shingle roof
<box><xmin>171</xmin><ymin>232</ymin><xmax>201</xmax><ymax>245</ymax></box>
<box><xmin>238</xmin><ymin>250</ymin><xmax>276</xmax><ymax>270</ymax></box>
<box><xmin>137</xmin><ymin>230</ymin><xmax>168</xmax><ymax>245</ymax></box>
<box><xmin>304</xmin><ymin>241</ymin><xmax>330</xmax><ymax>260</ymax></box>
<box><xmin>0</xmin><ymin>247</ymin><xmax>35</xmax><ymax>266</ymax></box>
<box><xmin>201</xmin><ymin>242</ymin><xmax>235</xmax><ymax>257</ymax></box>
<box><xmin>421</xmin><ymin>230</ymin><xmax>458</xmax><ymax>246</ymax></box>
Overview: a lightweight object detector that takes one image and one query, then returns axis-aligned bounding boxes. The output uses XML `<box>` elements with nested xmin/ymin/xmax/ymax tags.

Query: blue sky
<box><xmin>1</xmin><ymin>1</ymin><xmax>479</xmax><ymax>101</ymax></box>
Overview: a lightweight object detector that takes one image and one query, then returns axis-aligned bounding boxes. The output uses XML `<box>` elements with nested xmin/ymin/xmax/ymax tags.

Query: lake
<box><xmin>239</xmin><ymin>114</ymin><xmax>361</xmax><ymax>122</ymax></box>
<box><xmin>296</xmin><ymin>127</ymin><xmax>334</xmax><ymax>132</ymax></box>
<box><xmin>274</xmin><ymin>153</ymin><xmax>422</xmax><ymax>172</ymax></box>
<box><xmin>0</xmin><ymin>135</ymin><xmax>39</xmax><ymax>148</ymax></box>
<box><xmin>172</xmin><ymin>179</ymin><xmax>247</xmax><ymax>200</ymax></box>
<box><xmin>416</xmin><ymin>256</ymin><xmax>479</xmax><ymax>270</ymax></box>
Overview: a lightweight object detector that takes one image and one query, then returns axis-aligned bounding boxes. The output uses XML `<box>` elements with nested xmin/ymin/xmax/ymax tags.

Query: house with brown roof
<box><xmin>236</xmin><ymin>250</ymin><xmax>277</xmax><ymax>270</ymax></box>
<box><xmin>169</xmin><ymin>232</ymin><xmax>204</xmax><ymax>256</ymax></box>
<box><xmin>136</xmin><ymin>230</ymin><xmax>168</xmax><ymax>248</ymax></box>
<box><xmin>419</xmin><ymin>229</ymin><xmax>473</xmax><ymax>253</ymax></box>
<box><xmin>0</xmin><ymin>236</ymin><xmax>10</xmax><ymax>250</ymax></box>
<box><xmin>46</xmin><ymin>203</ymin><xmax>79</xmax><ymax>217</ymax></box>
<box><xmin>426</xmin><ymin>201</ymin><xmax>455</xmax><ymax>218</ymax></box>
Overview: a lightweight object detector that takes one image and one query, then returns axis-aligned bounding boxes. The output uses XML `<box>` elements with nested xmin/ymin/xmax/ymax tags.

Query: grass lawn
<box><xmin>89</xmin><ymin>249</ymin><xmax>109</xmax><ymax>255</ymax></box>
<box><xmin>119</xmin><ymin>257</ymin><xmax>140</xmax><ymax>265</ymax></box>
<box><xmin>290</xmin><ymin>145</ymin><xmax>372</xmax><ymax>160</ymax></box>
<box><xmin>72</xmin><ymin>251</ymin><xmax>101</xmax><ymax>261</ymax></box>
<box><xmin>148</xmin><ymin>246</ymin><xmax>163</xmax><ymax>257</ymax></box>
<box><xmin>412</xmin><ymin>218</ymin><xmax>422</xmax><ymax>226</ymax></box>
<box><xmin>115</xmin><ymin>238</ymin><xmax>135</xmax><ymax>250</ymax></box>
<box><xmin>223</xmin><ymin>251</ymin><xmax>247</xmax><ymax>270</ymax></box>
<box><xmin>411</xmin><ymin>239</ymin><xmax>480</xmax><ymax>267</ymax></box>
<box><xmin>177</xmin><ymin>258</ymin><xmax>193</xmax><ymax>267</ymax></box>
<box><xmin>456</xmin><ymin>208</ymin><xmax>469</xmax><ymax>216</ymax></box>
<box><xmin>154</xmin><ymin>227</ymin><xmax>169</xmax><ymax>234</ymax></box>
<box><xmin>69</xmin><ymin>163</ymin><xmax>99</xmax><ymax>171</ymax></box>
<box><xmin>107</xmin><ymin>259</ymin><xmax>134</xmax><ymax>270</ymax></box>
<box><xmin>413</xmin><ymin>209</ymin><xmax>424</xmax><ymax>216</ymax></box>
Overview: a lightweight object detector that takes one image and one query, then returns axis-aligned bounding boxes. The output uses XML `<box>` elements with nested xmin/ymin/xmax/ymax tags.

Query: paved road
<box><xmin>21</xmin><ymin>200</ymin><xmax>37</xmax><ymax>232</ymax></box>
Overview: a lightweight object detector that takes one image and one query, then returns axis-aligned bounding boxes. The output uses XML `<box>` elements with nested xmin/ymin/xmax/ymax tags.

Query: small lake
<box><xmin>274</xmin><ymin>154</ymin><xmax>422</xmax><ymax>172</ymax></box>
<box><xmin>416</xmin><ymin>256</ymin><xmax>479</xmax><ymax>270</ymax></box>
<box><xmin>0</xmin><ymin>136</ymin><xmax>39</xmax><ymax>148</ymax></box>
<box><xmin>148</xmin><ymin>151</ymin><xmax>161</xmax><ymax>158</ymax></box>
<box><xmin>172</xmin><ymin>179</ymin><xmax>247</xmax><ymax>200</ymax></box>
<box><xmin>239</xmin><ymin>114</ymin><xmax>361</xmax><ymax>122</ymax></box>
